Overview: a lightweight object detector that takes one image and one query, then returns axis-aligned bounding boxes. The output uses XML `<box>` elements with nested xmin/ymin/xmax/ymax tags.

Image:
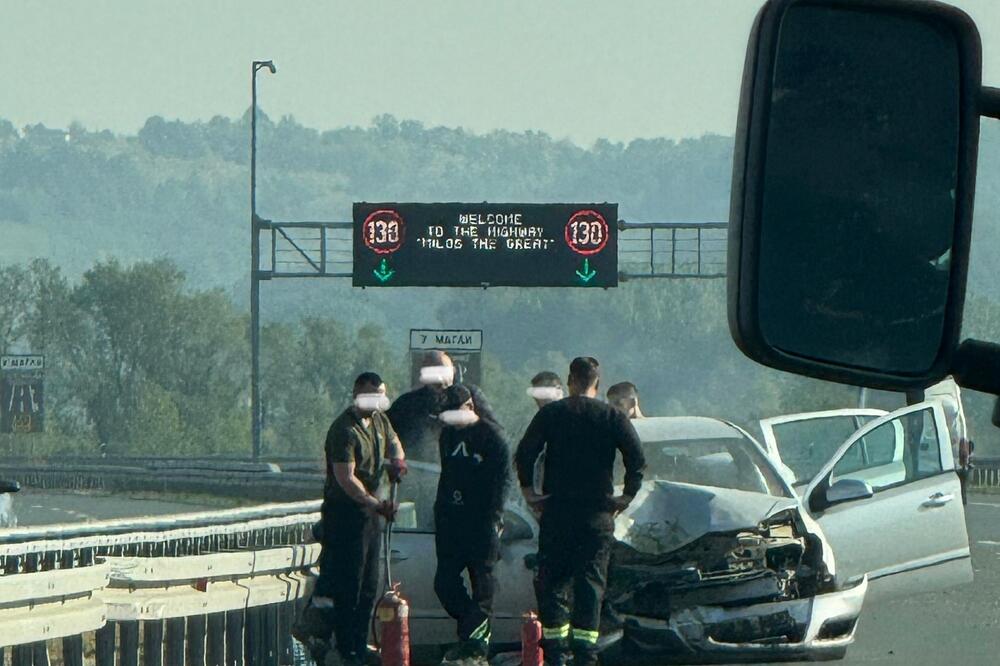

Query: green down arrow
<box><xmin>373</xmin><ymin>258</ymin><xmax>395</xmax><ymax>283</ymax></box>
<box><xmin>576</xmin><ymin>258</ymin><xmax>597</xmax><ymax>283</ymax></box>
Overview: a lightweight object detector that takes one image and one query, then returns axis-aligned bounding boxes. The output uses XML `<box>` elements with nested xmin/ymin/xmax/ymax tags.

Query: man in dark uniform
<box><xmin>387</xmin><ymin>350</ymin><xmax>496</xmax><ymax>463</ymax></box>
<box><xmin>433</xmin><ymin>384</ymin><xmax>510</xmax><ymax>665</ymax></box>
<box><xmin>318</xmin><ymin>372</ymin><xmax>406</xmax><ymax>666</ymax></box>
<box><xmin>515</xmin><ymin>357</ymin><xmax>645</xmax><ymax>666</ymax></box>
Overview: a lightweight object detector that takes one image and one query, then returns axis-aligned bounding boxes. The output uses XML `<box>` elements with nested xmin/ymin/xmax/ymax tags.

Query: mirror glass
<box><xmin>757</xmin><ymin>4</ymin><xmax>962</xmax><ymax>375</ymax></box>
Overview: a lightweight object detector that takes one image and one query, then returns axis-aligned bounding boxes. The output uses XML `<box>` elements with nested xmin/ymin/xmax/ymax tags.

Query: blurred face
<box><xmin>527</xmin><ymin>384</ymin><xmax>563</xmax><ymax>409</ymax></box>
<box><xmin>439</xmin><ymin>397</ymin><xmax>479</xmax><ymax>427</ymax></box>
<box><xmin>420</xmin><ymin>355</ymin><xmax>455</xmax><ymax>390</ymax></box>
<box><xmin>354</xmin><ymin>382</ymin><xmax>389</xmax><ymax>415</ymax></box>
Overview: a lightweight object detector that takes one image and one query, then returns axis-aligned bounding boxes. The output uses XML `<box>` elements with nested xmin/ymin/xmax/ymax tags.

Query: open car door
<box><xmin>759</xmin><ymin>409</ymin><xmax>887</xmax><ymax>491</ymax></box>
<box><xmin>802</xmin><ymin>402</ymin><xmax>972</xmax><ymax>602</ymax></box>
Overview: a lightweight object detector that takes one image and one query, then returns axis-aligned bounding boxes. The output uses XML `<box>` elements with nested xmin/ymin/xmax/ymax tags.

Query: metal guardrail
<box><xmin>0</xmin><ymin>460</ymin><xmax>324</xmax><ymax>503</ymax></box>
<box><xmin>0</xmin><ymin>501</ymin><xmax>321</xmax><ymax>665</ymax></box>
<box><xmin>969</xmin><ymin>457</ymin><xmax>1000</xmax><ymax>489</ymax></box>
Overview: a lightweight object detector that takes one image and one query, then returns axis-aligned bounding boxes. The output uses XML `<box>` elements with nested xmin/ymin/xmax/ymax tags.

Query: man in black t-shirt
<box><xmin>515</xmin><ymin>358</ymin><xmax>645</xmax><ymax>666</ymax></box>
<box><xmin>315</xmin><ymin>372</ymin><xmax>406</xmax><ymax>666</ymax></box>
<box><xmin>433</xmin><ymin>384</ymin><xmax>510</xmax><ymax>666</ymax></box>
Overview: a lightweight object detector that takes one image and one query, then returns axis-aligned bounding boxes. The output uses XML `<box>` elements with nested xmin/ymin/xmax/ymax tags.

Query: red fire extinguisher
<box><xmin>522</xmin><ymin>611</ymin><xmax>544</xmax><ymax>666</ymax></box>
<box><xmin>376</xmin><ymin>480</ymin><xmax>410</xmax><ymax>666</ymax></box>
<box><xmin>378</xmin><ymin>584</ymin><xmax>410</xmax><ymax>666</ymax></box>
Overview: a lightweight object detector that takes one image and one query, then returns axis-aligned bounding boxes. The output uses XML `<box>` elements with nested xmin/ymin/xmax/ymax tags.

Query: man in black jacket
<box><xmin>515</xmin><ymin>357</ymin><xmax>645</xmax><ymax>666</ymax></box>
<box><xmin>387</xmin><ymin>351</ymin><xmax>496</xmax><ymax>463</ymax></box>
<box><xmin>434</xmin><ymin>384</ymin><xmax>510</xmax><ymax>666</ymax></box>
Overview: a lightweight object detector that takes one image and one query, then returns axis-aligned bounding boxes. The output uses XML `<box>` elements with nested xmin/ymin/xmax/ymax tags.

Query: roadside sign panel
<box><xmin>409</xmin><ymin>329</ymin><xmax>483</xmax><ymax>387</ymax></box>
<box><xmin>353</xmin><ymin>203</ymin><xmax>618</xmax><ymax>288</ymax></box>
<box><xmin>1</xmin><ymin>355</ymin><xmax>44</xmax><ymax>434</ymax></box>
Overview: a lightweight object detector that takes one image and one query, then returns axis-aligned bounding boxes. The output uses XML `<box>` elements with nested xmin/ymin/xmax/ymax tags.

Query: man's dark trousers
<box><xmin>316</xmin><ymin>502</ymin><xmax>382</xmax><ymax>659</ymax></box>
<box><xmin>536</xmin><ymin>503</ymin><xmax>614</xmax><ymax>665</ymax></box>
<box><xmin>433</xmin><ymin>525</ymin><xmax>499</xmax><ymax>643</ymax></box>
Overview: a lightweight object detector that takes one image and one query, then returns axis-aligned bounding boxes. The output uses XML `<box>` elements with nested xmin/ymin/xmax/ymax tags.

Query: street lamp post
<box><xmin>251</xmin><ymin>59</ymin><xmax>275</xmax><ymax>462</ymax></box>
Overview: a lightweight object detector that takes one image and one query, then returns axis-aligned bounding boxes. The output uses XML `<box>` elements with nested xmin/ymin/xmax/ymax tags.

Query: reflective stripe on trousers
<box><xmin>542</xmin><ymin>624</ymin><xmax>570</xmax><ymax>640</ymax></box>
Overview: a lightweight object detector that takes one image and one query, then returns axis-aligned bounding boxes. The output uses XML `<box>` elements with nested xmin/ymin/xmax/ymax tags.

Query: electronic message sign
<box><xmin>352</xmin><ymin>203</ymin><xmax>618</xmax><ymax>287</ymax></box>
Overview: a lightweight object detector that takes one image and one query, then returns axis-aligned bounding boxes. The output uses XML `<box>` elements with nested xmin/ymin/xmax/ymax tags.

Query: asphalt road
<box><xmin>8</xmin><ymin>489</ymin><xmax>232</xmax><ymax>526</ymax></box>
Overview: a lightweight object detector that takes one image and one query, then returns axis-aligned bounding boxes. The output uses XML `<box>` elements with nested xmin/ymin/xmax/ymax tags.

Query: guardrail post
<box><xmin>11</xmin><ymin>645</ymin><xmax>31</xmax><ymax>666</ymax></box>
<box><xmin>166</xmin><ymin>618</ymin><xmax>186</xmax><ymax>666</ymax></box>
<box><xmin>278</xmin><ymin>602</ymin><xmax>294</xmax><ymax>665</ymax></box>
<box><xmin>61</xmin><ymin>635</ymin><xmax>84</xmax><ymax>666</ymax></box>
<box><xmin>144</xmin><ymin>620</ymin><xmax>165</xmax><ymax>666</ymax></box>
<box><xmin>207</xmin><ymin>613</ymin><xmax>226</xmax><ymax>666</ymax></box>
<box><xmin>263</xmin><ymin>606</ymin><xmax>279</xmax><ymax>665</ymax></box>
<box><xmin>120</xmin><ymin>621</ymin><xmax>141</xmax><ymax>666</ymax></box>
<box><xmin>245</xmin><ymin>608</ymin><xmax>263</xmax><ymax>666</ymax></box>
<box><xmin>96</xmin><ymin>623</ymin><xmax>117</xmax><ymax>666</ymax></box>
<box><xmin>188</xmin><ymin>615</ymin><xmax>208</xmax><ymax>666</ymax></box>
<box><xmin>225</xmin><ymin>610</ymin><xmax>245</xmax><ymax>666</ymax></box>
<box><xmin>31</xmin><ymin>642</ymin><xmax>49</xmax><ymax>666</ymax></box>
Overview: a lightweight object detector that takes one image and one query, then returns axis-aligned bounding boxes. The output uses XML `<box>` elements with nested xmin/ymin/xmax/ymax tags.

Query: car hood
<box><xmin>614</xmin><ymin>480</ymin><xmax>800</xmax><ymax>555</ymax></box>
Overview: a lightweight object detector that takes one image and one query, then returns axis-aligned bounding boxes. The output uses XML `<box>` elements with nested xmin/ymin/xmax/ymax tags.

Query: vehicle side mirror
<box><xmin>728</xmin><ymin>0</ymin><xmax>999</xmax><ymax>392</ymax></box>
<box><xmin>826</xmin><ymin>478</ymin><xmax>874</xmax><ymax>507</ymax></box>
<box><xmin>0</xmin><ymin>480</ymin><xmax>20</xmax><ymax>494</ymax></box>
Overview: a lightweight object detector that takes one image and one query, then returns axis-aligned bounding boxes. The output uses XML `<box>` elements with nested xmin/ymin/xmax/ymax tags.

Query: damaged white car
<box><xmin>388</xmin><ymin>400</ymin><xmax>971</xmax><ymax>663</ymax></box>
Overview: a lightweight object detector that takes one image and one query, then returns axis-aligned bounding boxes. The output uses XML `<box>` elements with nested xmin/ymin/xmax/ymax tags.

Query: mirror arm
<box><xmin>981</xmin><ymin>86</ymin><xmax>1000</xmax><ymax>120</ymax></box>
<box><xmin>809</xmin><ymin>477</ymin><xmax>831</xmax><ymax>514</ymax></box>
<box><xmin>952</xmin><ymin>339</ymin><xmax>1000</xmax><ymax>396</ymax></box>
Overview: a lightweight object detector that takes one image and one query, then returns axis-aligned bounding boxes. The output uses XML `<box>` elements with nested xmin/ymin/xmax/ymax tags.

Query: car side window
<box><xmin>830</xmin><ymin>408</ymin><xmax>942</xmax><ymax>492</ymax></box>
<box><xmin>861</xmin><ymin>421</ymin><xmax>896</xmax><ymax>466</ymax></box>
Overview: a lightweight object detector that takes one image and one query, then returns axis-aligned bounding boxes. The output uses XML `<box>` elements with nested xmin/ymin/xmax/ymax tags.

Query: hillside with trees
<box><xmin>1</xmin><ymin>113</ymin><xmax>998</xmax><ymax>458</ymax></box>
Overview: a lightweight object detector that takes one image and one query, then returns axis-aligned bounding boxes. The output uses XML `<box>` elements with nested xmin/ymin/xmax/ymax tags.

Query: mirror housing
<box><xmin>825</xmin><ymin>478</ymin><xmax>875</xmax><ymax>507</ymax></box>
<box><xmin>729</xmin><ymin>0</ymin><xmax>984</xmax><ymax>391</ymax></box>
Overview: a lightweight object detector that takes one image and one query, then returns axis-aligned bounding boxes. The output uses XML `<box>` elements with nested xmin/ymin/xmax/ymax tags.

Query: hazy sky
<box><xmin>3</xmin><ymin>0</ymin><xmax>999</xmax><ymax>145</ymax></box>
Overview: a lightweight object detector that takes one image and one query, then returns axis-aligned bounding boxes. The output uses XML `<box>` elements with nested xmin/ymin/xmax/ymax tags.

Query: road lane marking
<box><xmin>969</xmin><ymin>502</ymin><xmax>1000</xmax><ymax>508</ymax></box>
<box><xmin>976</xmin><ymin>540</ymin><xmax>1000</xmax><ymax>546</ymax></box>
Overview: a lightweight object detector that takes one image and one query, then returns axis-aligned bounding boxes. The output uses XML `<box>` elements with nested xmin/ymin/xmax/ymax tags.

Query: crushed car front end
<box><xmin>616</xmin><ymin>576</ymin><xmax>866</xmax><ymax>663</ymax></box>
<box><xmin>604</xmin><ymin>477</ymin><xmax>865</xmax><ymax>663</ymax></box>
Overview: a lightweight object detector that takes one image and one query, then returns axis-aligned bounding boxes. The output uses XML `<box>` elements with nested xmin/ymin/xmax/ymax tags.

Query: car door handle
<box><xmin>389</xmin><ymin>549</ymin><xmax>409</xmax><ymax>562</ymax></box>
<box><xmin>922</xmin><ymin>492</ymin><xmax>954</xmax><ymax>508</ymax></box>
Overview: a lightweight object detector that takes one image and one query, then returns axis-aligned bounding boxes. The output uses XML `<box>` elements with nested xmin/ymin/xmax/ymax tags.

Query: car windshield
<box><xmin>632</xmin><ymin>418</ymin><xmax>791</xmax><ymax>498</ymax></box>
<box><xmin>767</xmin><ymin>414</ymin><xmax>882</xmax><ymax>484</ymax></box>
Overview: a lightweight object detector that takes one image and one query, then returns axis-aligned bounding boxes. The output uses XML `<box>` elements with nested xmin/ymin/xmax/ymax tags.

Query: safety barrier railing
<box><xmin>0</xmin><ymin>460</ymin><xmax>323</xmax><ymax>503</ymax></box>
<box><xmin>970</xmin><ymin>457</ymin><xmax>1000</xmax><ymax>490</ymax></box>
<box><xmin>0</xmin><ymin>500</ymin><xmax>322</xmax><ymax>666</ymax></box>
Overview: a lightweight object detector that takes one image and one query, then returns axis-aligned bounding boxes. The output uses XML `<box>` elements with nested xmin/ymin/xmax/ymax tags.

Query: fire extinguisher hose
<box><xmin>371</xmin><ymin>479</ymin><xmax>399</xmax><ymax>650</ymax></box>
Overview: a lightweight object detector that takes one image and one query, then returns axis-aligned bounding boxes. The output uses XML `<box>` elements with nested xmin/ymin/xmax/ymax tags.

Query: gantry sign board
<box><xmin>353</xmin><ymin>203</ymin><xmax>618</xmax><ymax>287</ymax></box>
<box><xmin>1</xmin><ymin>355</ymin><xmax>44</xmax><ymax>434</ymax></box>
<box><xmin>409</xmin><ymin>329</ymin><xmax>482</xmax><ymax>388</ymax></box>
